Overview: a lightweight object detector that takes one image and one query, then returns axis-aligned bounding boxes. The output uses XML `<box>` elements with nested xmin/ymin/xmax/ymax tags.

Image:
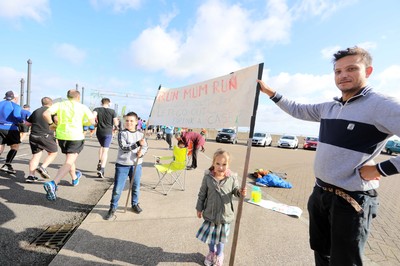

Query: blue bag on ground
<box><xmin>255</xmin><ymin>173</ymin><xmax>292</xmax><ymax>188</ymax></box>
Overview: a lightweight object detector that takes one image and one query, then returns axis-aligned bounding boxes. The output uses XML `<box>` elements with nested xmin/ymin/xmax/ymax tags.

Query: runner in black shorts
<box><xmin>57</xmin><ymin>139</ymin><xmax>84</xmax><ymax>154</ymax></box>
<box><xmin>26</xmin><ymin>97</ymin><xmax>58</xmax><ymax>182</ymax></box>
<box><xmin>0</xmin><ymin>91</ymin><xmax>24</xmax><ymax>175</ymax></box>
<box><xmin>93</xmin><ymin>98</ymin><xmax>118</xmax><ymax>178</ymax></box>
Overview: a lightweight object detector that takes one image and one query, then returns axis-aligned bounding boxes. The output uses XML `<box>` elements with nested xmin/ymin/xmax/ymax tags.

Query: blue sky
<box><xmin>1</xmin><ymin>0</ymin><xmax>400</xmax><ymax>136</ymax></box>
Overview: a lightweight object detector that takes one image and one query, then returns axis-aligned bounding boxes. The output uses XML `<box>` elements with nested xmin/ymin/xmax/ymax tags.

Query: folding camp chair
<box><xmin>153</xmin><ymin>145</ymin><xmax>188</xmax><ymax>195</ymax></box>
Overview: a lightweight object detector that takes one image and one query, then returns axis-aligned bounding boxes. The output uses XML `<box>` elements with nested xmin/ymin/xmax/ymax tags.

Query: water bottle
<box><xmin>251</xmin><ymin>186</ymin><xmax>262</xmax><ymax>203</ymax></box>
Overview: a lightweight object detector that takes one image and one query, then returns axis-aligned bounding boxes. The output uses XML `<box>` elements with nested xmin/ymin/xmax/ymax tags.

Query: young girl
<box><xmin>196</xmin><ymin>149</ymin><xmax>247</xmax><ymax>266</ymax></box>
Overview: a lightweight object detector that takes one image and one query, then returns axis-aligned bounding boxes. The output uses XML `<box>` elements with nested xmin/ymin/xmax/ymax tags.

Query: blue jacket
<box><xmin>0</xmin><ymin>100</ymin><xmax>23</xmax><ymax>130</ymax></box>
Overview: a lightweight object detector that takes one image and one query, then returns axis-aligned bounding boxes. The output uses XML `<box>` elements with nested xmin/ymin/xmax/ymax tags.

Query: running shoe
<box><xmin>44</xmin><ymin>181</ymin><xmax>57</xmax><ymax>201</ymax></box>
<box><xmin>37</xmin><ymin>165</ymin><xmax>51</xmax><ymax>179</ymax></box>
<box><xmin>0</xmin><ymin>164</ymin><xmax>16</xmax><ymax>174</ymax></box>
<box><xmin>72</xmin><ymin>171</ymin><xmax>82</xmax><ymax>186</ymax></box>
<box><xmin>26</xmin><ymin>176</ymin><xmax>39</xmax><ymax>183</ymax></box>
<box><xmin>97</xmin><ymin>169</ymin><xmax>105</xmax><ymax>178</ymax></box>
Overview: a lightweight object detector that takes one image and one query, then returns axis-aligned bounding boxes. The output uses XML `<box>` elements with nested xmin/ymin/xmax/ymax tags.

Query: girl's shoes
<box><xmin>204</xmin><ymin>251</ymin><xmax>216</xmax><ymax>266</ymax></box>
<box><xmin>215</xmin><ymin>254</ymin><xmax>224</xmax><ymax>266</ymax></box>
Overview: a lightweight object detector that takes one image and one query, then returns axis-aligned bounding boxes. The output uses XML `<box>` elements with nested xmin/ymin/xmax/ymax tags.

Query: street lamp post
<box><xmin>82</xmin><ymin>86</ymin><xmax>85</xmax><ymax>104</ymax></box>
<box><xmin>26</xmin><ymin>59</ymin><xmax>32</xmax><ymax>106</ymax></box>
<box><xmin>20</xmin><ymin>78</ymin><xmax>25</xmax><ymax>106</ymax></box>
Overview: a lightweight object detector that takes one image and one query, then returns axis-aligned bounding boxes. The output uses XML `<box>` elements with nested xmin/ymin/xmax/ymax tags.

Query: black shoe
<box><xmin>97</xmin><ymin>169</ymin><xmax>104</xmax><ymax>178</ymax></box>
<box><xmin>186</xmin><ymin>166</ymin><xmax>195</xmax><ymax>170</ymax></box>
<box><xmin>37</xmin><ymin>165</ymin><xmax>51</xmax><ymax>179</ymax></box>
<box><xmin>1</xmin><ymin>164</ymin><xmax>16</xmax><ymax>174</ymax></box>
<box><xmin>97</xmin><ymin>163</ymin><xmax>102</xmax><ymax>171</ymax></box>
<box><xmin>132</xmin><ymin>204</ymin><xmax>142</xmax><ymax>214</ymax></box>
<box><xmin>105</xmin><ymin>208</ymin><xmax>116</xmax><ymax>220</ymax></box>
<box><xmin>26</xmin><ymin>176</ymin><xmax>39</xmax><ymax>183</ymax></box>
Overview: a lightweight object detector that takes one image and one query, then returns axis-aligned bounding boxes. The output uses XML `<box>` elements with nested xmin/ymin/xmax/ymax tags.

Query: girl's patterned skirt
<box><xmin>196</xmin><ymin>220</ymin><xmax>230</xmax><ymax>244</ymax></box>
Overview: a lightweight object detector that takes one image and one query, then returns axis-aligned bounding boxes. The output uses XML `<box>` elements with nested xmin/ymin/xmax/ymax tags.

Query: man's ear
<box><xmin>365</xmin><ymin>66</ymin><xmax>373</xmax><ymax>78</ymax></box>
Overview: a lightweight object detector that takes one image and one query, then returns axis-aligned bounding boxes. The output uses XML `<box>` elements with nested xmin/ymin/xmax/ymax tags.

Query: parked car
<box><xmin>216</xmin><ymin>128</ymin><xmax>237</xmax><ymax>144</ymax></box>
<box><xmin>385</xmin><ymin>139</ymin><xmax>400</xmax><ymax>155</ymax></box>
<box><xmin>252</xmin><ymin>132</ymin><xmax>272</xmax><ymax>147</ymax></box>
<box><xmin>303</xmin><ymin>136</ymin><xmax>319</xmax><ymax>150</ymax></box>
<box><xmin>277</xmin><ymin>135</ymin><xmax>298</xmax><ymax>149</ymax></box>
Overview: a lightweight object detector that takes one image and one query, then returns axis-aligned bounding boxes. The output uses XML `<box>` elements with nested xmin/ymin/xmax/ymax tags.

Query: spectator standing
<box><xmin>196</xmin><ymin>149</ymin><xmax>246</xmax><ymax>266</ymax></box>
<box><xmin>25</xmin><ymin>97</ymin><xmax>58</xmax><ymax>182</ymax></box>
<box><xmin>0</xmin><ymin>91</ymin><xmax>23</xmax><ymax>174</ymax></box>
<box><xmin>42</xmin><ymin>89</ymin><xmax>95</xmax><ymax>201</ymax></box>
<box><xmin>178</xmin><ymin>130</ymin><xmax>205</xmax><ymax>170</ymax></box>
<box><xmin>257</xmin><ymin>46</ymin><xmax>400</xmax><ymax>265</ymax></box>
<box><xmin>105</xmin><ymin>112</ymin><xmax>148</xmax><ymax>220</ymax></box>
<box><xmin>19</xmin><ymin>104</ymin><xmax>31</xmax><ymax>142</ymax></box>
<box><xmin>141</xmin><ymin>120</ymin><xmax>146</xmax><ymax>131</ymax></box>
<box><xmin>137</xmin><ymin>117</ymin><xmax>143</xmax><ymax>131</ymax></box>
<box><xmin>164</xmin><ymin>126</ymin><xmax>174</xmax><ymax>149</ymax></box>
<box><xmin>93</xmin><ymin>98</ymin><xmax>118</xmax><ymax>178</ymax></box>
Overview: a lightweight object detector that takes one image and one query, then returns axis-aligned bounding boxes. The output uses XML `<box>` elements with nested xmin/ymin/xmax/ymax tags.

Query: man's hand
<box><xmin>257</xmin><ymin>79</ymin><xmax>276</xmax><ymax>98</ymax></box>
<box><xmin>359</xmin><ymin>165</ymin><xmax>381</xmax><ymax>181</ymax></box>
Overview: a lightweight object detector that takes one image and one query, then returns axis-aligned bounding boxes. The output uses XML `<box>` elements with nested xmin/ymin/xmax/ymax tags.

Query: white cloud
<box><xmin>90</xmin><ymin>0</ymin><xmax>142</xmax><ymax>13</ymax></box>
<box><xmin>374</xmin><ymin>65</ymin><xmax>400</xmax><ymax>99</ymax></box>
<box><xmin>356</xmin><ymin>41</ymin><xmax>377</xmax><ymax>51</ymax></box>
<box><xmin>292</xmin><ymin>0</ymin><xmax>358</xmax><ymax>20</ymax></box>
<box><xmin>127</xmin><ymin>0</ymin><xmax>358</xmax><ymax>81</ymax></box>
<box><xmin>0</xmin><ymin>67</ymin><xmax>26</xmax><ymax>92</ymax></box>
<box><xmin>53</xmin><ymin>43</ymin><xmax>87</xmax><ymax>65</ymax></box>
<box><xmin>321</xmin><ymin>46</ymin><xmax>341</xmax><ymax>60</ymax></box>
<box><xmin>0</xmin><ymin>0</ymin><xmax>50</xmax><ymax>22</ymax></box>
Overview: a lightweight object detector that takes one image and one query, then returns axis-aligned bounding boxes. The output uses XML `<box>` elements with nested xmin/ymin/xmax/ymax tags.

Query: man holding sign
<box><xmin>258</xmin><ymin>46</ymin><xmax>400</xmax><ymax>265</ymax></box>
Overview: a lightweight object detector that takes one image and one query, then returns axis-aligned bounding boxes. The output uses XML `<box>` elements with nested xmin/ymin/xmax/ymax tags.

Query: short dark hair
<box><xmin>41</xmin><ymin>97</ymin><xmax>53</xmax><ymax>106</ymax></box>
<box><xmin>124</xmin><ymin>111</ymin><xmax>138</xmax><ymax>120</ymax></box>
<box><xmin>67</xmin><ymin>89</ymin><xmax>80</xmax><ymax>99</ymax></box>
<box><xmin>333</xmin><ymin>46</ymin><xmax>372</xmax><ymax>67</ymax></box>
<box><xmin>101</xmin><ymin>98</ymin><xmax>110</xmax><ymax>104</ymax></box>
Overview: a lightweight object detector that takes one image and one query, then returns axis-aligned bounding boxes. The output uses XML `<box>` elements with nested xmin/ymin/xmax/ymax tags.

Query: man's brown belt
<box><xmin>321</xmin><ymin>186</ymin><xmax>363</xmax><ymax>214</ymax></box>
<box><xmin>316</xmin><ymin>179</ymin><xmax>363</xmax><ymax>214</ymax></box>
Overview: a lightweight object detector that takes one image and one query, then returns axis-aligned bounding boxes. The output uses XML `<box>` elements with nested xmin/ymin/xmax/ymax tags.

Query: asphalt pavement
<box><xmin>1</xmin><ymin>135</ymin><xmax>400</xmax><ymax>265</ymax></box>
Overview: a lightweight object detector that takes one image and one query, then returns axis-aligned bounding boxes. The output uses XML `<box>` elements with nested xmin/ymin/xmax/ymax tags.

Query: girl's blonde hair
<box><xmin>209</xmin><ymin>149</ymin><xmax>230</xmax><ymax>171</ymax></box>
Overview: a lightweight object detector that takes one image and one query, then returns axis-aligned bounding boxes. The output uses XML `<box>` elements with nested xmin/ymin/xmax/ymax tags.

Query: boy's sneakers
<box><xmin>0</xmin><ymin>164</ymin><xmax>16</xmax><ymax>174</ymax></box>
<box><xmin>37</xmin><ymin>165</ymin><xmax>51</xmax><ymax>179</ymax></box>
<box><xmin>104</xmin><ymin>208</ymin><xmax>116</xmax><ymax>220</ymax></box>
<box><xmin>72</xmin><ymin>171</ymin><xmax>82</xmax><ymax>186</ymax></box>
<box><xmin>204</xmin><ymin>251</ymin><xmax>216</xmax><ymax>266</ymax></box>
<box><xmin>43</xmin><ymin>181</ymin><xmax>57</xmax><ymax>201</ymax></box>
<box><xmin>132</xmin><ymin>204</ymin><xmax>142</xmax><ymax>214</ymax></box>
<box><xmin>214</xmin><ymin>254</ymin><xmax>224</xmax><ymax>266</ymax></box>
<box><xmin>97</xmin><ymin>162</ymin><xmax>101</xmax><ymax>171</ymax></box>
<box><xmin>26</xmin><ymin>176</ymin><xmax>39</xmax><ymax>183</ymax></box>
<box><xmin>97</xmin><ymin>169</ymin><xmax>104</xmax><ymax>178</ymax></box>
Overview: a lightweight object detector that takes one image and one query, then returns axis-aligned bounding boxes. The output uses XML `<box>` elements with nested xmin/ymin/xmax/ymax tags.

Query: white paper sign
<box><xmin>149</xmin><ymin>63</ymin><xmax>262</xmax><ymax>128</ymax></box>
